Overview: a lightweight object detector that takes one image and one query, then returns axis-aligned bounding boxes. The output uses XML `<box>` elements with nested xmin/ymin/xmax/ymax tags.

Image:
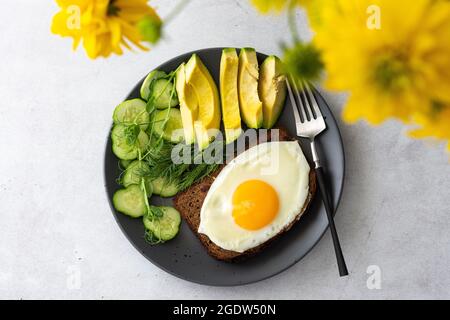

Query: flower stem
<box><xmin>164</xmin><ymin>0</ymin><xmax>190</xmax><ymax>25</ymax></box>
<box><xmin>288</xmin><ymin>0</ymin><xmax>300</xmax><ymax>43</ymax></box>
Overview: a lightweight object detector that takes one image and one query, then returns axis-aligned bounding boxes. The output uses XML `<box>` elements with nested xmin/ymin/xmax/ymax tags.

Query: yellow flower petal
<box><xmin>250</xmin><ymin>0</ymin><xmax>308</xmax><ymax>14</ymax></box>
<box><xmin>51</xmin><ymin>0</ymin><xmax>158</xmax><ymax>58</ymax></box>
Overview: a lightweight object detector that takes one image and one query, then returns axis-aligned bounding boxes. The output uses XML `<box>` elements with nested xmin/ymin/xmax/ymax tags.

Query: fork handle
<box><xmin>315</xmin><ymin>166</ymin><xmax>349</xmax><ymax>277</ymax></box>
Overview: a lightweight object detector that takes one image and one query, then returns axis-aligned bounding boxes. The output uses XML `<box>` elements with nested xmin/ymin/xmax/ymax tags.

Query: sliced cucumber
<box><xmin>119</xmin><ymin>159</ymin><xmax>132</xmax><ymax>169</ymax></box>
<box><xmin>151</xmin><ymin>78</ymin><xmax>179</xmax><ymax>109</ymax></box>
<box><xmin>123</xmin><ymin>160</ymin><xmax>149</xmax><ymax>186</ymax></box>
<box><xmin>113</xmin><ymin>185</ymin><xmax>147</xmax><ymax>218</ymax></box>
<box><xmin>113</xmin><ymin>99</ymin><xmax>149</xmax><ymax>130</ymax></box>
<box><xmin>151</xmin><ymin>108</ymin><xmax>184</xmax><ymax>143</ymax></box>
<box><xmin>151</xmin><ymin>176</ymin><xmax>180</xmax><ymax>197</ymax></box>
<box><xmin>111</xmin><ymin>125</ymin><xmax>138</xmax><ymax>160</ymax></box>
<box><xmin>112</xmin><ymin>144</ymin><xmax>135</xmax><ymax>161</ymax></box>
<box><xmin>111</xmin><ymin>125</ymin><xmax>149</xmax><ymax>160</ymax></box>
<box><xmin>140</xmin><ymin>70</ymin><xmax>167</xmax><ymax>101</ymax></box>
<box><xmin>122</xmin><ymin>160</ymin><xmax>153</xmax><ymax>196</ymax></box>
<box><xmin>143</xmin><ymin>206</ymin><xmax>181</xmax><ymax>241</ymax></box>
<box><xmin>137</xmin><ymin>129</ymin><xmax>150</xmax><ymax>152</ymax></box>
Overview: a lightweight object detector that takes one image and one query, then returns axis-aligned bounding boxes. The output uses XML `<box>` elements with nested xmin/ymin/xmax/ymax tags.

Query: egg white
<box><xmin>198</xmin><ymin>141</ymin><xmax>310</xmax><ymax>253</ymax></box>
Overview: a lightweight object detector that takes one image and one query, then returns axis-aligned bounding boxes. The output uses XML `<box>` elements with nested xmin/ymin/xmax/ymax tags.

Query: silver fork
<box><xmin>286</xmin><ymin>78</ymin><xmax>348</xmax><ymax>277</ymax></box>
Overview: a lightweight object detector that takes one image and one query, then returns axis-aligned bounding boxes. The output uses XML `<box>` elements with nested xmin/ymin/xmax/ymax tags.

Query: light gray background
<box><xmin>0</xmin><ymin>0</ymin><xmax>449</xmax><ymax>300</ymax></box>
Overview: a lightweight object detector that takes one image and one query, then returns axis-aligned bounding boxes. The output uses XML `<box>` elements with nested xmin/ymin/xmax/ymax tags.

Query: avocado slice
<box><xmin>259</xmin><ymin>55</ymin><xmax>287</xmax><ymax>129</ymax></box>
<box><xmin>238</xmin><ymin>48</ymin><xmax>263</xmax><ymax>129</ymax></box>
<box><xmin>175</xmin><ymin>63</ymin><xmax>198</xmax><ymax>144</ymax></box>
<box><xmin>220</xmin><ymin>48</ymin><xmax>242</xmax><ymax>144</ymax></box>
<box><xmin>185</xmin><ymin>54</ymin><xmax>221</xmax><ymax>150</ymax></box>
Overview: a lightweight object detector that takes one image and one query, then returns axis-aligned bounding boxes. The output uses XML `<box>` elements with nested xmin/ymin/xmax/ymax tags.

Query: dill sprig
<box><xmin>124</xmin><ymin>123</ymin><xmax>140</xmax><ymax>145</ymax></box>
<box><xmin>142</xmin><ymin>138</ymin><xmax>222</xmax><ymax>191</ymax></box>
<box><xmin>178</xmin><ymin>162</ymin><xmax>219</xmax><ymax>191</ymax></box>
<box><xmin>144</xmin><ymin>139</ymin><xmax>189</xmax><ymax>182</ymax></box>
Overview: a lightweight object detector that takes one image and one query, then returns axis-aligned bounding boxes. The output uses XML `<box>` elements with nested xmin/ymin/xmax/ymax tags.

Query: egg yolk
<box><xmin>232</xmin><ymin>180</ymin><xmax>279</xmax><ymax>230</ymax></box>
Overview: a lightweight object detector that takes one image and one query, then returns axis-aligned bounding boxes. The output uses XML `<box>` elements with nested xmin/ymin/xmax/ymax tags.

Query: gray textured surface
<box><xmin>0</xmin><ymin>0</ymin><xmax>449</xmax><ymax>299</ymax></box>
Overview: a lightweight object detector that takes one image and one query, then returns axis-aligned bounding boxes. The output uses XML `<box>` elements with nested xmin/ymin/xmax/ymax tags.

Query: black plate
<box><xmin>104</xmin><ymin>47</ymin><xmax>345</xmax><ymax>286</ymax></box>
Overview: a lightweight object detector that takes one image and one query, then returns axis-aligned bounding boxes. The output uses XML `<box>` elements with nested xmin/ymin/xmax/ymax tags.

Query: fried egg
<box><xmin>198</xmin><ymin>141</ymin><xmax>310</xmax><ymax>253</ymax></box>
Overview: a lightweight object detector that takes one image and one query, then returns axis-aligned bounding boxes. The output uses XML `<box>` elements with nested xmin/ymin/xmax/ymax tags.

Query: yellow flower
<box><xmin>410</xmin><ymin>104</ymin><xmax>450</xmax><ymax>151</ymax></box>
<box><xmin>51</xmin><ymin>0</ymin><xmax>160</xmax><ymax>59</ymax></box>
<box><xmin>312</xmin><ymin>0</ymin><xmax>450</xmax><ymax>124</ymax></box>
<box><xmin>250</xmin><ymin>0</ymin><xmax>450</xmax><ymax>151</ymax></box>
<box><xmin>250</xmin><ymin>0</ymin><xmax>307</xmax><ymax>14</ymax></box>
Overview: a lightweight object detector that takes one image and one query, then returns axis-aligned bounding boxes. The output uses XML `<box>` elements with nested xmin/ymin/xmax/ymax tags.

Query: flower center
<box><xmin>430</xmin><ymin>100</ymin><xmax>445</xmax><ymax>116</ymax></box>
<box><xmin>282</xmin><ymin>41</ymin><xmax>324</xmax><ymax>82</ymax></box>
<box><xmin>373</xmin><ymin>54</ymin><xmax>411</xmax><ymax>92</ymax></box>
<box><xmin>107</xmin><ymin>0</ymin><xmax>120</xmax><ymax>16</ymax></box>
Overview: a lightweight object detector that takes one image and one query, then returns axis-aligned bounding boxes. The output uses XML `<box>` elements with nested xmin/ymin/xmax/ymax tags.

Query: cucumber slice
<box><xmin>111</xmin><ymin>125</ymin><xmax>138</xmax><ymax>160</ymax></box>
<box><xmin>122</xmin><ymin>160</ymin><xmax>153</xmax><ymax>196</ymax></box>
<box><xmin>123</xmin><ymin>160</ymin><xmax>149</xmax><ymax>186</ymax></box>
<box><xmin>113</xmin><ymin>99</ymin><xmax>149</xmax><ymax>130</ymax></box>
<box><xmin>151</xmin><ymin>176</ymin><xmax>180</xmax><ymax>197</ymax></box>
<box><xmin>140</xmin><ymin>70</ymin><xmax>166</xmax><ymax>101</ymax></box>
<box><xmin>111</xmin><ymin>125</ymin><xmax>149</xmax><ymax>160</ymax></box>
<box><xmin>112</xmin><ymin>144</ymin><xmax>136</xmax><ymax>160</ymax></box>
<box><xmin>151</xmin><ymin>79</ymin><xmax>179</xmax><ymax>109</ymax></box>
<box><xmin>143</xmin><ymin>206</ymin><xmax>181</xmax><ymax>241</ymax></box>
<box><xmin>113</xmin><ymin>185</ymin><xmax>147</xmax><ymax>218</ymax></box>
<box><xmin>151</xmin><ymin>108</ymin><xmax>184</xmax><ymax>143</ymax></box>
<box><xmin>137</xmin><ymin>129</ymin><xmax>150</xmax><ymax>152</ymax></box>
<box><xmin>119</xmin><ymin>159</ymin><xmax>132</xmax><ymax>169</ymax></box>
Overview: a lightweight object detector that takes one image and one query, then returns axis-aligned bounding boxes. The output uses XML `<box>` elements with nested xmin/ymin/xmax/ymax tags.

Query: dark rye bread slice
<box><xmin>173</xmin><ymin>128</ymin><xmax>317</xmax><ymax>262</ymax></box>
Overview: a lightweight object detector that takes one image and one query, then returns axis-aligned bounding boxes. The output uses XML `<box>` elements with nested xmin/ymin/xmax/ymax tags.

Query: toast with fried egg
<box><xmin>173</xmin><ymin>128</ymin><xmax>316</xmax><ymax>261</ymax></box>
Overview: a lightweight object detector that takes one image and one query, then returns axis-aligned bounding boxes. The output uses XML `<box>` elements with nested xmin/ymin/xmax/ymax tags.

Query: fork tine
<box><xmin>302</xmin><ymin>81</ymin><xmax>323</xmax><ymax>119</ymax></box>
<box><xmin>295</xmin><ymin>80</ymin><xmax>315</xmax><ymax>120</ymax></box>
<box><xmin>291</xmin><ymin>77</ymin><xmax>313</xmax><ymax>121</ymax></box>
<box><xmin>289</xmin><ymin>75</ymin><xmax>309</xmax><ymax>122</ymax></box>
<box><xmin>286</xmin><ymin>79</ymin><xmax>303</xmax><ymax>135</ymax></box>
